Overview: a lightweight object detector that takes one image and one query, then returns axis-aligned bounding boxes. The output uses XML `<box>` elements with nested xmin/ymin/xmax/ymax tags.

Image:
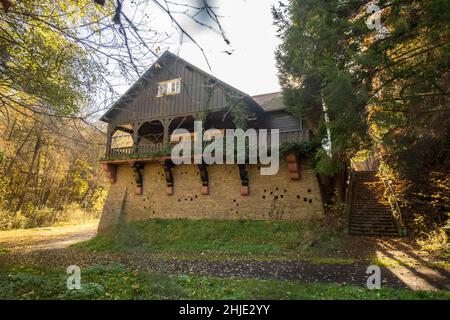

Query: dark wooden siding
<box><xmin>111</xmin><ymin>56</ymin><xmax>229</xmax><ymax>125</ymax></box>
<box><xmin>261</xmin><ymin>111</ymin><xmax>302</xmax><ymax>132</ymax></box>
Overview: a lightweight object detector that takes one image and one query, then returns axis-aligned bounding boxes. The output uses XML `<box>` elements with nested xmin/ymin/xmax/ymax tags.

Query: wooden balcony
<box><xmin>107</xmin><ymin>143</ymin><xmax>166</xmax><ymax>159</ymax></box>
<box><xmin>104</xmin><ymin>129</ymin><xmax>311</xmax><ymax>162</ymax></box>
<box><xmin>278</xmin><ymin>129</ymin><xmax>310</xmax><ymax>144</ymax></box>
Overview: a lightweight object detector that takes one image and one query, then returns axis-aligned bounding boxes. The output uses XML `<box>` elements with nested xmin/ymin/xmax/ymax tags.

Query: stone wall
<box><xmin>98</xmin><ymin>160</ymin><xmax>324</xmax><ymax>233</ymax></box>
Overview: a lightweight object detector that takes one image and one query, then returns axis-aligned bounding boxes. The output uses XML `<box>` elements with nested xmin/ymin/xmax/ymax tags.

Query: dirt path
<box><xmin>0</xmin><ymin>222</ymin><xmax>98</xmax><ymax>252</ymax></box>
<box><xmin>0</xmin><ymin>224</ymin><xmax>448</xmax><ymax>291</ymax></box>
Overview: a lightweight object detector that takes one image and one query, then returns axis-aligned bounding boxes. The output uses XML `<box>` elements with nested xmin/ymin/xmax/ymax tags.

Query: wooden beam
<box><xmin>197</xmin><ymin>163</ymin><xmax>209</xmax><ymax>195</ymax></box>
<box><xmin>161</xmin><ymin>160</ymin><xmax>174</xmax><ymax>195</ymax></box>
<box><xmin>116</xmin><ymin>126</ymin><xmax>134</xmax><ymax>135</ymax></box>
<box><xmin>238</xmin><ymin>164</ymin><xmax>249</xmax><ymax>196</ymax></box>
<box><xmin>162</xmin><ymin>118</ymin><xmax>171</xmax><ymax>146</ymax></box>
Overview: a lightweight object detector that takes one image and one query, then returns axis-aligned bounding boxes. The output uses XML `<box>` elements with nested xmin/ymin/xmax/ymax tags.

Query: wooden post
<box><xmin>161</xmin><ymin>160</ymin><xmax>174</xmax><ymax>195</ymax></box>
<box><xmin>132</xmin><ymin>123</ymin><xmax>140</xmax><ymax>154</ymax></box>
<box><xmin>197</xmin><ymin>163</ymin><xmax>209</xmax><ymax>195</ymax></box>
<box><xmin>162</xmin><ymin>118</ymin><xmax>171</xmax><ymax>146</ymax></box>
<box><xmin>105</xmin><ymin>125</ymin><xmax>114</xmax><ymax>157</ymax></box>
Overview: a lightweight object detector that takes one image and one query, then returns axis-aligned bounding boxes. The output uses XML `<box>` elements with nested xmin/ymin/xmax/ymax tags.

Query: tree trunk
<box><xmin>14</xmin><ymin>132</ymin><xmax>42</xmax><ymax>213</ymax></box>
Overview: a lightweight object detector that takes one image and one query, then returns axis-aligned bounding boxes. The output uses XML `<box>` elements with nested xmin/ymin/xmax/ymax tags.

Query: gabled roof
<box><xmin>100</xmin><ymin>51</ymin><xmax>264</xmax><ymax>123</ymax></box>
<box><xmin>251</xmin><ymin>92</ymin><xmax>286</xmax><ymax>112</ymax></box>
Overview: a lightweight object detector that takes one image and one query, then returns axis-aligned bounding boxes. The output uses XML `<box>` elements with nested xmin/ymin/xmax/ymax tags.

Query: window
<box><xmin>157</xmin><ymin>78</ymin><xmax>181</xmax><ymax>97</ymax></box>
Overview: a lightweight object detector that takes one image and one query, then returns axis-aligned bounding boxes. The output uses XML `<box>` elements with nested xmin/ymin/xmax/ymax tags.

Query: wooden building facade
<box><xmin>98</xmin><ymin>51</ymin><xmax>323</xmax><ymax>232</ymax></box>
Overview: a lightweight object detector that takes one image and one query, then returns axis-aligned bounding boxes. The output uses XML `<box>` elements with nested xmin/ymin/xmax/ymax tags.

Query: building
<box><xmin>98</xmin><ymin>51</ymin><xmax>323</xmax><ymax>233</ymax></box>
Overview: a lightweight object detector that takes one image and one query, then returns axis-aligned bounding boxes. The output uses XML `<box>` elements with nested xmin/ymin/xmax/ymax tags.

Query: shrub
<box><xmin>63</xmin><ymin>283</ymin><xmax>105</xmax><ymax>300</ymax></box>
<box><xmin>417</xmin><ymin>227</ymin><xmax>449</xmax><ymax>253</ymax></box>
<box><xmin>0</xmin><ymin>210</ymin><xmax>28</xmax><ymax>230</ymax></box>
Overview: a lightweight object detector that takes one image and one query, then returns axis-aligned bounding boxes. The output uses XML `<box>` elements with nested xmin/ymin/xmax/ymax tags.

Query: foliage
<box><xmin>273</xmin><ymin>0</ymin><xmax>449</xmax><ymax>174</ymax></box>
<box><xmin>0</xmin><ymin>114</ymin><xmax>108</xmax><ymax>228</ymax></box>
<box><xmin>0</xmin><ymin>210</ymin><xmax>27</xmax><ymax>230</ymax></box>
<box><xmin>0</xmin><ymin>1</ymin><xmax>112</xmax><ymax>228</ymax></box>
<box><xmin>0</xmin><ymin>264</ymin><xmax>449</xmax><ymax>300</ymax></box>
<box><xmin>279</xmin><ymin>140</ymin><xmax>319</xmax><ymax>158</ymax></box>
<box><xmin>0</xmin><ymin>203</ymin><xmax>101</xmax><ymax>230</ymax></box>
<box><xmin>196</xmin><ymin>81</ymin><xmax>216</xmax><ymax>124</ymax></box>
<box><xmin>273</xmin><ymin>0</ymin><xmax>371</xmax><ymax>176</ymax></box>
<box><xmin>75</xmin><ymin>218</ymin><xmax>344</xmax><ymax>259</ymax></box>
<box><xmin>101</xmin><ymin>145</ymin><xmax>173</xmax><ymax>161</ymax></box>
<box><xmin>280</xmin><ymin>139</ymin><xmax>344</xmax><ymax>176</ymax></box>
<box><xmin>417</xmin><ymin>227</ymin><xmax>449</xmax><ymax>254</ymax></box>
<box><xmin>105</xmin><ymin>139</ymin><xmax>320</xmax><ymax>163</ymax></box>
<box><xmin>274</xmin><ymin>0</ymin><xmax>450</xmax><ymax>230</ymax></box>
<box><xmin>0</xmin><ymin>0</ymin><xmax>109</xmax><ymax>116</ymax></box>
<box><xmin>225</xmin><ymin>91</ymin><xmax>249</xmax><ymax>130</ymax></box>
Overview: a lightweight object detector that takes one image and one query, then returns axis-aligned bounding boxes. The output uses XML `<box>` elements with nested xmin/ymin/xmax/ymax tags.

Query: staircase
<box><xmin>348</xmin><ymin>171</ymin><xmax>399</xmax><ymax>237</ymax></box>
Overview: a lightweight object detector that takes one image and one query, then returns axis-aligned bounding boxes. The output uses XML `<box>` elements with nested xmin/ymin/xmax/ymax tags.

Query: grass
<box><xmin>0</xmin><ymin>246</ymin><xmax>8</xmax><ymax>255</ymax></box>
<box><xmin>0</xmin><ymin>263</ymin><xmax>448</xmax><ymax>300</ymax></box>
<box><xmin>371</xmin><ymin>254</ymin><xmax>450</xmax><ymax>271</ymax></box>
<box><xmin>73</xmin><ymin>218</ymin><xmax>348</xmax><ymax>261</ymax></box>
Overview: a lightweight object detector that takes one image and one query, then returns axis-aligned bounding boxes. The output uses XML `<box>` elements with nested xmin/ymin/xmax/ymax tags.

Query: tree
<box><xmin>273</xmin><ymin>0</ymin><xmax>371</xmax><ymax>178</ymax></box>
<box><xmin>274</xmin><ymin>0</ymin><xmax>449</xmax><ymax>224</ymax></box>
<box><xmin>274</xmin><ymin>0</ymin><xmax>449</xmax><ymax>175</ymax></box>
<box><xmin>0</xmin><ymin>0</ymin><xmax>231</xmax><ymax>227</ymax></box>
<box><xmin>1</xmin><ymin>0</ymin><xmax>230</xmax><ymax>128</ymax></box>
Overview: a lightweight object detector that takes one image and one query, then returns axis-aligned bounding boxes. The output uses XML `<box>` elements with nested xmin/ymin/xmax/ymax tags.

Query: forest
<box><xmin>0</xmin><ymin>0</ymin><xmax>234</xmax><ymax>229</ymax></box>
<box><xmin>273</xmin><ymin>0</ymin><xmax>449</xmax><ymax>244</ymax></box>
<box><xmin>0</xmin><ymin>1</ymin><xmax>113</xmax><ymax>228</ymax></box>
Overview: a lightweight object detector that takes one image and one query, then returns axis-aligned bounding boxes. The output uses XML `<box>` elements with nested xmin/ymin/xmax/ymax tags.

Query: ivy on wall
<box><xmin>101</xmin><ymin>145</ymin><xmax>173</xmax><ymax>161</ymax></box>
<box><xmin>225</xmin><ymin>91</ymin><xmax>249</xmax><ymax>130</ymax></box>
<box><xmin>102</xmin><ymin>141</ymin><xmax>319</xmax><ymax>163</ymax></box>
<box><xmin>279</xmin><ymin>141</ymin><xmax>319</xmax><ymax>158</ymax></box>
<box><xmin>197</xmin><ymin>80</ymin><xmax>216</xmax><ymax>125</ymax></box>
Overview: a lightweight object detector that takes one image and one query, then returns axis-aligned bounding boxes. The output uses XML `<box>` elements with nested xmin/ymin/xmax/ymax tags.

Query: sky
<box><xmin>138</xmin><ymin>0</ymin><xmax>282</xmax><ymax>96</ymax></box>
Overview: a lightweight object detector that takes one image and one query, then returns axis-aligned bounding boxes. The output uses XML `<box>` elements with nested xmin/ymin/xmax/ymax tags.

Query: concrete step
<box><xmin>354</xmin><ymin>204</ymin><xmax>390</xmax><ymax>208</ymax></box>
<box><xmin>350</xmin><ymin>216</ymin><xmax>395</xmax><ymax>222</ymax></box>
<box><xmin>349</xmin><ymin>219</ymin><xmax>396</xmax><ymax>225</ymax></box>
<box><xmin>348</xmin><ymin>171</ymin><xmax>399</xmax><ymax>237</ymax></box>
<box><xmin>351</xmin><ymin>214</ymin><xmax>394</xmax><ymax>219</ymax></box>
<box><xmin>349</xmin><ymin>224</ymin><xmax>397</xmax><ymax>230</ymax></box>
<box><xmin>352</xmin><ymin>207</ymin><xmax>392</xmax><ymax>212</ymax></box>
<box><xmin>349</xmin><ymin>225</ymin><xmax>398</xmax><ymax>232</ymax></box>
<box><xmin>352</xmin><ymin>201</ymin><xmax>391</xmax><ymax>210</ymax></box>
<box><xmin>351</xmin><ymin>219</ymin><xmax>395</xmax><ymax>224</ymax></box>
<box><xmin>349</xmin><ymin>231</ymin><xmax>399</xmax><ymax>237</ymax></box>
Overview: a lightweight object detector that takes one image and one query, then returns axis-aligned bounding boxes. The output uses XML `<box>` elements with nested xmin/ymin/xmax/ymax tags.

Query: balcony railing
<box><xmin>279</xmin><ymin>129</ymin><xmax>310</xmax><ymax>144</ymax></box>
<box><xmin>108</xmin><ymin>143</ymin><xmax>166</xmax><ymax>159</ymax></box>
<box><xmin>106</xmin><ymin>129</ymin><xmax>311</xmax><ymax>160</ymax></box>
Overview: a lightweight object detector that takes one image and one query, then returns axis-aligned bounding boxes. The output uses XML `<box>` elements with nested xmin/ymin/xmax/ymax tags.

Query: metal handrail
<box><xmin>343</xmin><ymin>167</ymin><xmax>355</xmax><ymax>233</ymax></box>
<box><xmin>378</xmin><ymin>165</ymin><xmax>407</xmax><ymax>236</ymax></box>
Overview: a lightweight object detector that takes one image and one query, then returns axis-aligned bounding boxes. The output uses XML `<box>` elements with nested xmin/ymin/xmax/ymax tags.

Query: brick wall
<box><xmin>98</xmin><ymin>160</ymin><xmax>324</xmax><ymax>233</ymax></box>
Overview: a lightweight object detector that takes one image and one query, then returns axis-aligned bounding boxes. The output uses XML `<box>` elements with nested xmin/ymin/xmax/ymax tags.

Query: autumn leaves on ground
<box><xmin>0</xmin><ymin>219</ymin><xmax>448</xmax><ymax>300</ymax></box>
